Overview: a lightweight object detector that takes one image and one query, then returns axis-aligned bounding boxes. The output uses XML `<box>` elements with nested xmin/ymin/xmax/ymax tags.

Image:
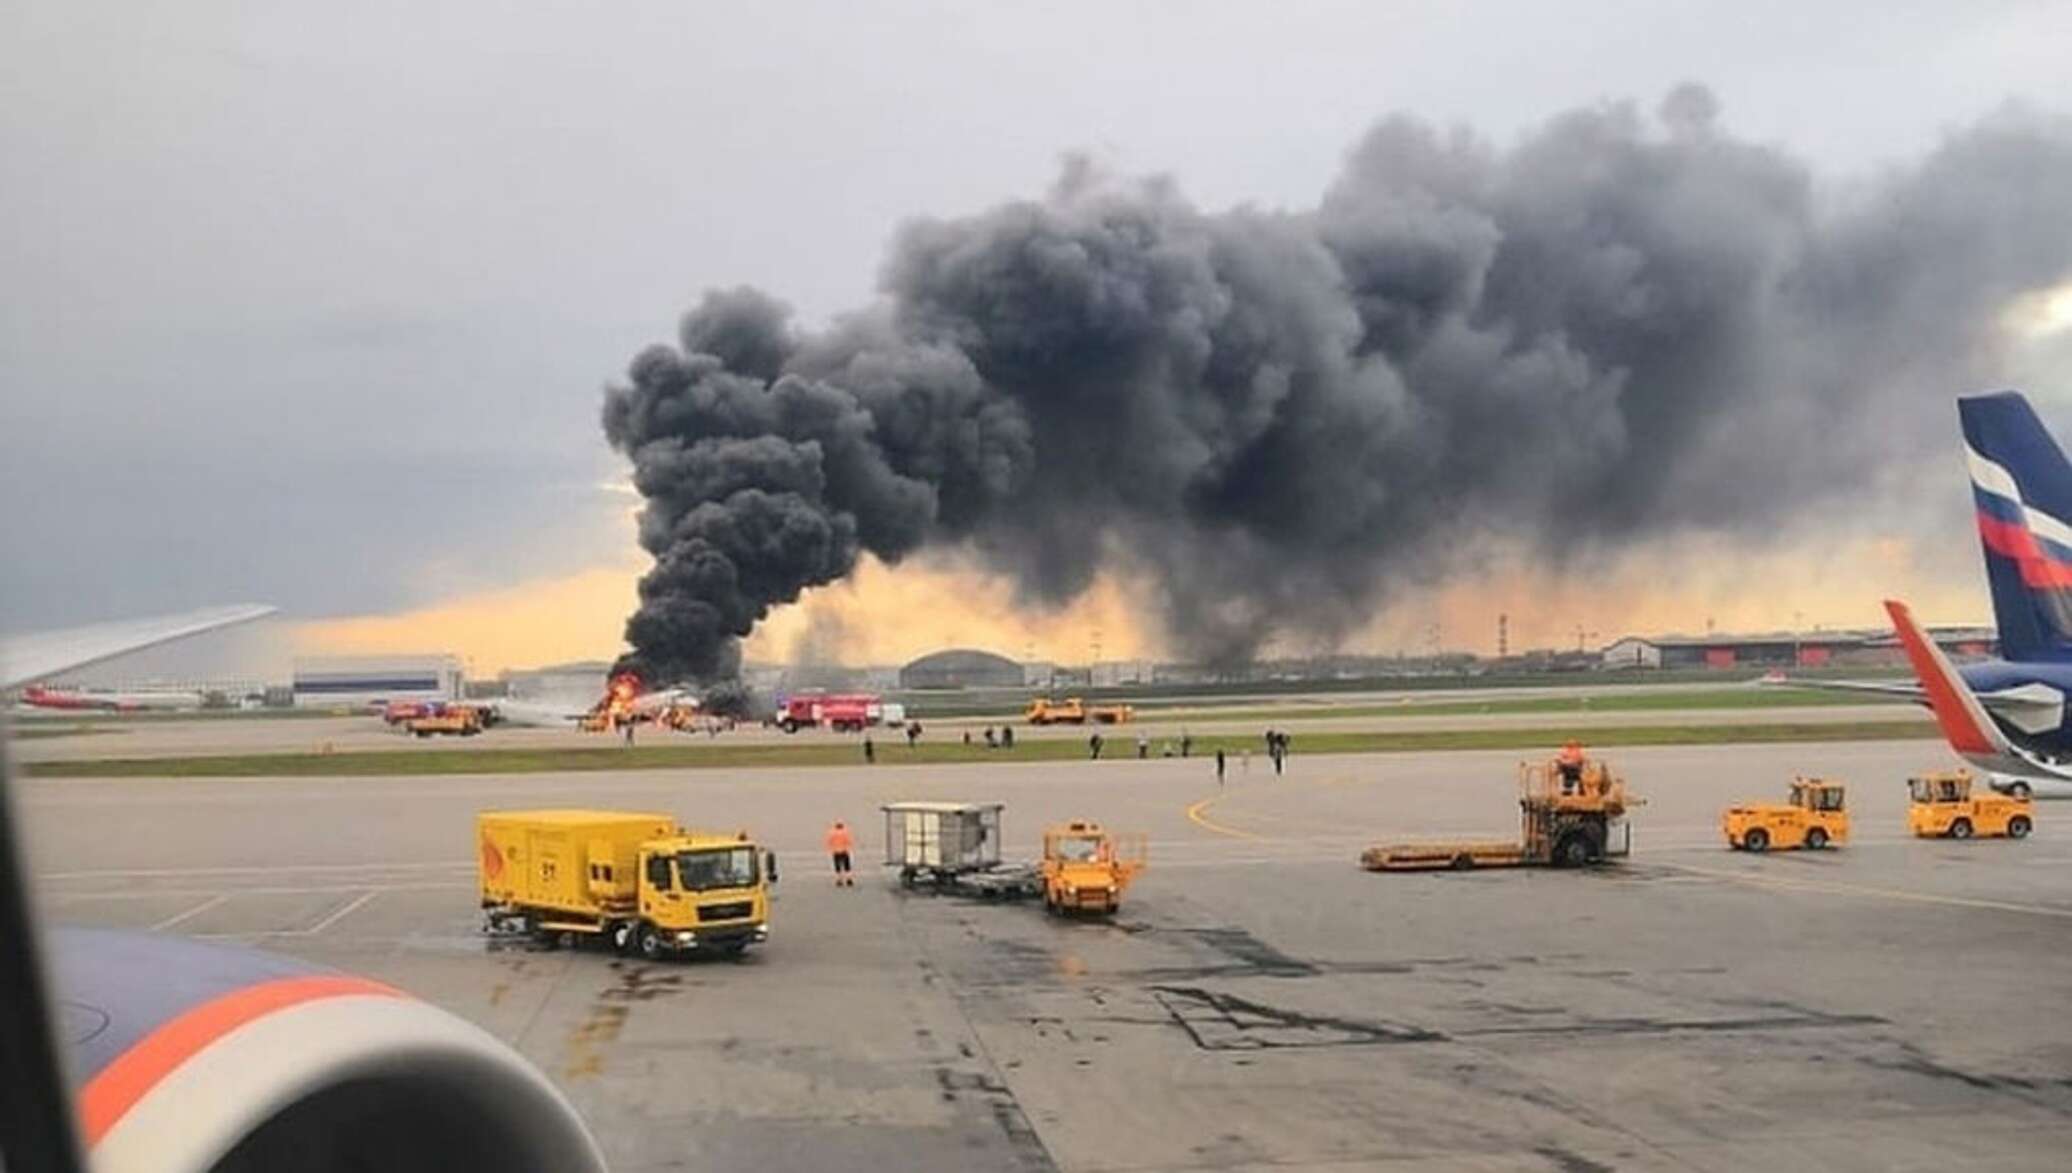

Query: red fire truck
<box><xmin>775</xmin><ymin>692</ymin><xmax>895</xmax><ymax>733</ymax></box>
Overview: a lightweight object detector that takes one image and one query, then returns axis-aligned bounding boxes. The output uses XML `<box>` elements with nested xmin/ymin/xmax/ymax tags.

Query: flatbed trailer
<box><xmin>1362</xmin><ymin>758</ymin><xmax>1636</xmax><ymax>872</ymax></box>
<box><xmin>946</xmin><ymin>863</ymin><xmax>1044</xmax><ymax>900</ymax></box>
<box><xmin>1360</xmin><ymin>840</ymin><xmax>1528</xmax><ymax>871</ymax></box>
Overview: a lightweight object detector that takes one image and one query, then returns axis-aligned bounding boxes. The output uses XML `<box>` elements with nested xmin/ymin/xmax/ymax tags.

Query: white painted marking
<box><xmin>43</xmin><ymin>881</ymin><xmax>469</xmax><ymax>903</ymax></box>
<box><xmin>301</xmin><ymin>890</ymin><xmax>379</xmax><ymax>935</ymax></box>
<box><xmin>148</xmin><ymin>893</ymin><xmax>227</xmax><ymax>931</ymax></box>
<box><xmin>35</xmin><ymin>859</ymin><xmax>471</xmax><ymax>881</ymax></box>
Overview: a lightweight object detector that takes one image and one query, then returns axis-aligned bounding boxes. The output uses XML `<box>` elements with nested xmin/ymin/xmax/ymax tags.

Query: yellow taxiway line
<box><xmin>1184</xmin><ymin>795</ymin><xmax>1265</xmax><ymax>840</ymax></box>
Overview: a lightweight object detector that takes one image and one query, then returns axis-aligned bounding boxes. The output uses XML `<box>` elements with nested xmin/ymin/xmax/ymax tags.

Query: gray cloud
<box><xmin>9</xmin><ymin>4</ymin><xmax>2072</xmax><ymax>637</ymax></box>
<box><xmin>605</xmin><ymin>90</ymin><xmax>2072</xmax><ymax>682</ymax></box>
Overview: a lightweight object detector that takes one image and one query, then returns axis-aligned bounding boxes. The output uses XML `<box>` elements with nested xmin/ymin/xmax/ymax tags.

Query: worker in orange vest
<box><xmin>825</xmin><ymin>821</ymin><xmax>856</xmax><ymax>888</ymax></box>
<box><xmin>1557</xmin><ymin>740</ymin><xmax>1586</xmax><ymax>794</ymax></box>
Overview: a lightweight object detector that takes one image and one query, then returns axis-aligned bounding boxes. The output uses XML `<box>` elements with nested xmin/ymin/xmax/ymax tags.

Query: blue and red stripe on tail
<box><xmin>1958</xmin><ymin>391</ymin><xmax>2072</xmax><ymax>664</ymax></box>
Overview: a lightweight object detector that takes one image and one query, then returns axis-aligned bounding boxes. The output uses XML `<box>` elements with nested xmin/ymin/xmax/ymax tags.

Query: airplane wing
<box><xmin>3</xmin><ymin>604</ymin><xmax>277</xmax><ymax>691</ymax></box>
<box><xmin>1762</xmin><ymin>668</ymin><xmax>2066</xmax><ymax>730</ymax></box>
<box><xmin>1760</xmin><ymin>675</ymin><xmax>1927</xmax><ymax>701</ymax></box>
<box><xmin>1</xmin><ymin>600</ymin><xmax>608</xmax><ymax>1171</ymax></box>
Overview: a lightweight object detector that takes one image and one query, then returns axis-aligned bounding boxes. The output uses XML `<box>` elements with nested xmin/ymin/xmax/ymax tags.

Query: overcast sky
<box><xmin>5</xmin><ymin>1</ymin><xmax>2071</xmax><ymax>632</ymax></box>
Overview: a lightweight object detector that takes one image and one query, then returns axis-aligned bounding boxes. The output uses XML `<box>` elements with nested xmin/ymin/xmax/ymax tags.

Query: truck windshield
<box><xmin>677</xmin><ymin>848</ymin><xmax>758</xmax><ymax>891</ymax></box>
<box><xmin>1055</xmin><ymin>837</ymin><xmax>1100</xmax><ymax>861</ymax></box>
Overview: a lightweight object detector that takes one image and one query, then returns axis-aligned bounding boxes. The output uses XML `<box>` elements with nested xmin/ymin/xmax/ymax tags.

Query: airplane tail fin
<box><xmin>1885</xmin><ymin>598</ymin><xmax>2014</xmax><ymax>759</ymax></box>
<box><xmin>1959</xmin><ymin>391</ymin><xmax>2072</xmax><ymax>663</ymax></box>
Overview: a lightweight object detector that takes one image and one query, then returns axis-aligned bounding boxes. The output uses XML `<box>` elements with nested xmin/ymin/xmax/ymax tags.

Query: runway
<box><xmin>19</xmin><ymin>739</ymin><xmax>2072</xmax><ymax>1171</ymax></box>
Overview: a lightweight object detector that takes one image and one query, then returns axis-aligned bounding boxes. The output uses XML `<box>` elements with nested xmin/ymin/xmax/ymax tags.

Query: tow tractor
<box><xmin>1362</xmin><ymin>756</ymin><xmax>1637</xmax><ymax>871</ymax></box>
<box><xmin>1721</xmin><ymin>778</ymin><xmax>1849</xmax><ymax>852</ymax></box>
<box><xmin>1041</xmin><ymin>820</ymin><xmax>1146</xmax><ymax>916</ymax></box>
<box><xmin>1908</xmin><ymin>770</ymin><xmax>2033</xmax><ymax>840</ymax></box>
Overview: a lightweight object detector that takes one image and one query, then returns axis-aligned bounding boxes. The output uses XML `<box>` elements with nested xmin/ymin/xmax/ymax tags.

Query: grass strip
<box><xmin>24</xmin><ymin>719</ymin><xmax>1937</xmax><ymax>778</ymax></box>
<box><xmin>10</xmin><ymin>725</ymin><xmax>114</xmax><ymax>741</ymax></box>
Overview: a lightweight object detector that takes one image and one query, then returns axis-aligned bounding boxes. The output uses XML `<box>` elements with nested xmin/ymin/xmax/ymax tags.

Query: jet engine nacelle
<box><xmin>51</xmin><ymin>928</ymin><xmax>605</xmax><ymax>1173</ymax></box>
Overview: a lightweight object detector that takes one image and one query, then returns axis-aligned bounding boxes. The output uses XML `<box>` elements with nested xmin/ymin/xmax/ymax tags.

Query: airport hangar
<box><xmin>1600</xmin><ymin>626</ymin><xmax>1996</xmax><ymax>669</ymax></box>
<box><xmin>290</xmin><ymin>653</ymin><xmax>463</xmax><ymax>708</ymax></box>
<box><xmin>898</xmin><ymin>647</ymin><xmax>1024</xmax><ymax>689</ymax></box>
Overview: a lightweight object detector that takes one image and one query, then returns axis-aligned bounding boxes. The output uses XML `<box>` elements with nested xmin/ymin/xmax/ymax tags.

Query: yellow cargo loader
<box><xmin>478</xmin><ymin>809</ymin><xmax>775</xmax><ymax>959</ymax></box>
<box><xmin>1721</xmin><ymin>778</ymin><xmax>1849</xmax><ymax>852</ymax></box>
<box><xmin>1362</xmin><ymin>758</ymin><xmax>1637</xmax><ymax>871</ymax></box>
<box><xmin>1025</xmin><ymin>697</ymin><xmax>1135</xmax><ymax>725</ymax></box>
<box><xmin>1026</xmin><ymin>697</ymin><xmax>1087</xmax><ymax>724</ymax></box>
<box><xmin>1041</xmin><ymin>820</ymin><xmax>1146</xmax><ymax>915</ymax></box>
<box><xmin>1908</xmin><ymin>771</ymin><xmax>2033</xmax><ymax>840</ymax></box>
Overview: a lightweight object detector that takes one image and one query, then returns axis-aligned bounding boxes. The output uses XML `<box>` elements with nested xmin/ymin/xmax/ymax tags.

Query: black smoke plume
<box><xmin>604</xmin><ymin>87</ymin><xmax>2072</xmax><ymax>685</ymax></box>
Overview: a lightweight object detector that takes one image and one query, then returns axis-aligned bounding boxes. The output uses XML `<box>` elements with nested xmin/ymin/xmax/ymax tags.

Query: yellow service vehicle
<box><xmin>1040</xmin><ymin>820</ymin><xmax>1146</xmax><ymax>915</ymax></box>
<box><xmin>1907</xmin><ymin>771</ymin><xmax>2034</xmax><ymax>840</ymax></box>
<box><xmin>1721</xmin><ymin>778</ymin><xmax>1849</xmax><ymax>852</ymax></box>
<box><xmin>406</xmin><ymin>704</ymin><xmax>486</xmax><ymax>737</ymax></box>
<box><xmin>1025</xmin><ymin>697</ymin><xmax>1087</xmax><ymax>724</ymax></box>
<box><xmin>1024</xmin><ymin>697</ymin><xmax>1135</xmax><ymax>725</ymax></box>
<box><xmin>1363</xmin><ymin>756</ymin><xmax>1637</xmax><ymax>871</ymax></box>
<box><xmin>478</xmin><ymin>810</ymin><xmax>774</xmax><ymax>959</ymax></box>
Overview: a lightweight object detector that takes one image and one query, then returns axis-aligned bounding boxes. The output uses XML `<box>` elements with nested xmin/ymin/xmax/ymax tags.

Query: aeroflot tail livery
<box><xmin>1963</xmin><ymin>390</ymin><xmax>2072</xmax><ymax>667</ymax></box>
<box><xmin>1804</xmin><ymin>392</ymin><xmax>2072</xmax><ymax>797</ymax></box>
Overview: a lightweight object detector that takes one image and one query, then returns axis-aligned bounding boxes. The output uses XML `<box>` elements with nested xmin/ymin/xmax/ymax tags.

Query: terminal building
<box><xmin>291</xmin><ymin>654</ymin><xmax>462</xmax><ymax>708</ymax></box>
<box><xmin>1600</xmin><ymin>627</ymin><xmax>1995</xmax><ymax>670</ymax></box>
<box><xmin>898</xmin><ymin>648</ymin><xmax>1023</xmax><ymax>690</ymax></box>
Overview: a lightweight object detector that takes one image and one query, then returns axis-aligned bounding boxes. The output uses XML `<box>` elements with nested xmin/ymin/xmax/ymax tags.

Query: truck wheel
<box><xmin>1743</xmin><ymin>828</ymin><xmax>1770</xmax><ymax>854</ymax></box>
<box><xmin>2010</xmin><ymin>815</ymin><xmax>2033</xmax><ymax>839</ymax></box>
<box><xmin>1804</xmin><ymin>827</ymin><xmax>1829</xmax><ymax>851</ymax></box>
<box><xmin>780</xmin><ymin>718</ymin><xmax>798</xmax><ymax>734</ymax></box>
<box><xmin>609</xmin><ymin>920</ymin><xmax>635</xmax><ymax>954</ymax></box>
<box><xmin>2007</xmin><ymin>781</ymin><xmax>2033</xmax><ymax>799</ymax></box>
<box><xmin>1553</xmin><ymin>833</ymin><xmax>1592</xmax><ymax>868</ymax></box>
<box><xmin>638</xmin><ymin>925</ymin><xmax>664</xmax><ymax>960</ymax></box>
<box><xmin>1450</xmin><ymin>854</ymin><xmax>1475</xmax><ymax>871</ymax></box>
<box><xmin>1949</xmin><ymin>819</ymin><xmax>1974</xmax><ymax>840</ymax></box>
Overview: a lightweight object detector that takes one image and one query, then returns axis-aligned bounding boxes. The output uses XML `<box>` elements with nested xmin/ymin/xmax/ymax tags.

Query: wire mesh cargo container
<box><xmin>881</xmin><ymin>801</ymin><xmax>1004</xmax><ymax>885</ymax></box>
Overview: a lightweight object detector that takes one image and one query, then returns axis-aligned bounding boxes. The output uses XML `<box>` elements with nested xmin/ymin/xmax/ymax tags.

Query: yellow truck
<box><xmin>1041</xmin><ymin>820</ymin><xmax>1146</xmax><ymax>915</ymax></box>
<box><xmin>478</xmin><ymin>809</ymin><xmax>774</xmax><ymax>959</ymax></box>
<box><xmin>1721</xmin><ymin>778</ymin><xmax>1849</xmax><ymax>852</ymax></box>
<box><xmin>1025</xmin><ymin>697</ymin><xmax>1087</xmax><ymax>724</ymax></box>
<box><xmin>405</xmin><ymin>704</ymin><xmax>487</xmax><ymax>737</ymax></box>
<box><xmin>1024</xmin><ymin>697</ymin><xmax>1136</xmax><ymax>725</ymax></box>
<box><xmin>1907</xmin><ymin>771</ymin><xmax>2033</xmax><ymax>840</ymax></box>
